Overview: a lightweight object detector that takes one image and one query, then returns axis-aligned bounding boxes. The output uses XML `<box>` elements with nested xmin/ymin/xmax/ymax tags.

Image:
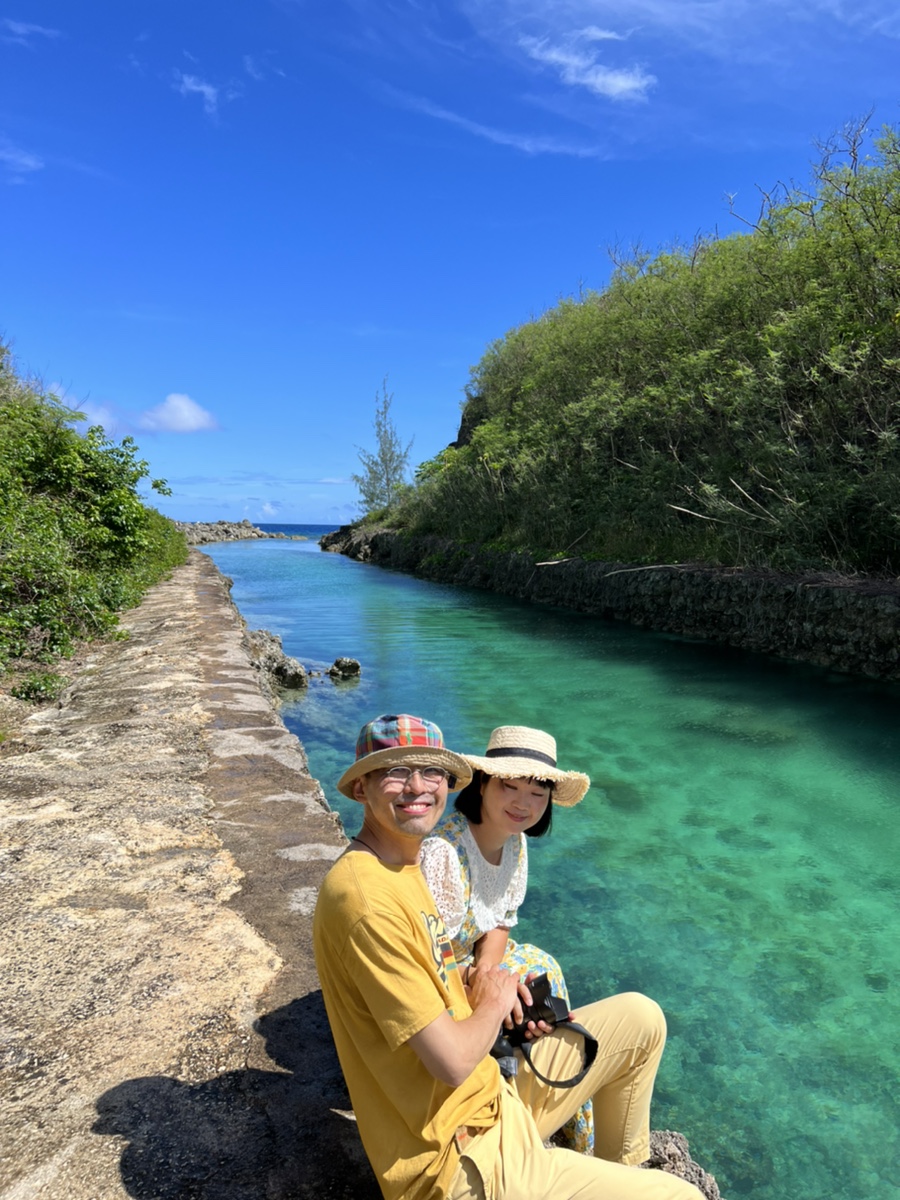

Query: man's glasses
<box><xmin>378</xmin><ymin>766</ymin><xmax>450</xmax><ymax>791</ymax></box>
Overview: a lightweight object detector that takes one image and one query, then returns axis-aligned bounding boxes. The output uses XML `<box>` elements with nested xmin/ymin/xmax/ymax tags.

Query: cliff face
<box><xmin>321</xmin><ymin>527</ymin><xmax>900</xmax><ymax>681</ymax></box>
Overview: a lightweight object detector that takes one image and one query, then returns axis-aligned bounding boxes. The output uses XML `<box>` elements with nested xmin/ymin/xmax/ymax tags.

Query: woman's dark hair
<box><xmin>455</xmin><ymin>769</ymin><xmax>554</xmax><ymax>838</ymax></box>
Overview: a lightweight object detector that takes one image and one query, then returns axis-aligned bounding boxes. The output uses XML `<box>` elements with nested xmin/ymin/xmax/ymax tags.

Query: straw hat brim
<box><xmin>337</xmin><ymin>745</ymin><xmax>473</xmax><ymax>800</ymax></box>
<box><xmin>464</xmin><ymin>754</ymin><xmax>589</xmax><ymax>807</ymax></box>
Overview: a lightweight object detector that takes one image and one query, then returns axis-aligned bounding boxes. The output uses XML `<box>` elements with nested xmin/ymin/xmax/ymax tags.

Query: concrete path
<box><xmin>0</xmin><ymin>551</ymin><xmax>377</xmax><ymax>1200</ymax></box>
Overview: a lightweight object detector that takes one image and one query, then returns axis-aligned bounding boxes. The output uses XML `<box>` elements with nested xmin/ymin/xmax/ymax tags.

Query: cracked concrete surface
<box><xmin>0</xmin><ymin>550</ymin><xmax>377</xmax><ymax>1200</ymax></box>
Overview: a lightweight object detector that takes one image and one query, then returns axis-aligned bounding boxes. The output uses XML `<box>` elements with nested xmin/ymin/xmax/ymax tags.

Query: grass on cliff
<box><xmin>0</xmin><ymin>344</ymin><xmax>188</xmax><ymax>703</ymax></box>
<box><xmin>391</xmin><ymin>121</ymin><xmax>900</xmax><ymax>577</ymax></box>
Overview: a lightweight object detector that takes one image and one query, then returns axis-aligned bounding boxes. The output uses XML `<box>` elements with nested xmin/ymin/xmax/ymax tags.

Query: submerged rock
<box><xmin>327</xmin><ymin>656</ymin><xmax>361</xmax><ymax>680</ymax></box>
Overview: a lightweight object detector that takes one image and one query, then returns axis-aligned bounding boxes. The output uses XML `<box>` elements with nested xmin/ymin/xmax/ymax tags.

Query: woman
<box><xmin>419</xmin><ymin>725</ymin><xmax>594</xmax><ymax>1154</ymax></box>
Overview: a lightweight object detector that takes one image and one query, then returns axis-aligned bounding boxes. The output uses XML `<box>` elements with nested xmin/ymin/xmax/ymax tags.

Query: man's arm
<box><xmin>407</xmin><ymin>964</ymin><xmax>520</xmax><ymax>1088</ymax></box>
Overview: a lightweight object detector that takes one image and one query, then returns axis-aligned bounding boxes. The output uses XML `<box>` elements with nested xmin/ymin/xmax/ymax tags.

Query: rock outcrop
<box><xmin>243</xmin><ymin>627</ymin><xmax>309</xmax><ymax>700</ymax></box>
<box><xmin>327</xmin><ymin>656</ymin><xmax>361</xmax><ymax>681</ymax></box>
<box><xmin>175</xmin><ymin>519</ymin><xmax>307</xmax><ymax>545</ymax></box>
<box><xmin>321</xmin><ymin>525</ymin><xmax>900</xmax><ymax>681</ymax></box>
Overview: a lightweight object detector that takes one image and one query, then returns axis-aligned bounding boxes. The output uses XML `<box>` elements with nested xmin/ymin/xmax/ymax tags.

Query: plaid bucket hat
<box><xmin>464</xmin><ymin>726</ymin><xmax>590</xmax><ymax>807</ymax></box>
<box><xmin>337</xmin><ymin>714</ymin><xmax>473</xmax><ymax>799</ymax></box>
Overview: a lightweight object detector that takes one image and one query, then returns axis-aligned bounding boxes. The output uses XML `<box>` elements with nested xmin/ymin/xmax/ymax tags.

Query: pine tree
<box><xmin>351</xmin><ymin>380</ymin><xmax>413</xmax><ymax>513</ymax></box>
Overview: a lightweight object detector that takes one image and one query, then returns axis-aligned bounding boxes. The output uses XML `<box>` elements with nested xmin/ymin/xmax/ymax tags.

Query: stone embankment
<box><xmin>0</xmin><ymin>551</ymin><xmax>371</xmax><ymax>1200</ymax></box>
<box><xmin>0</xmin><ymin>549</ymin><xmax>722</xmax><ymax>1200</ymax></box>
<box><xmin>175</xmin><ymin>519</ymin><xmax>307</xmax><ymax>545</ymax></box>
<box><xmin>321</xmin><ymin>526</ymin><xmax>900</xmax><ymax>681</ymax></box>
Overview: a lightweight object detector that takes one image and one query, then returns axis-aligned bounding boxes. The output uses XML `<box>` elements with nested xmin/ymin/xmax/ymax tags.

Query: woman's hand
<box><xmin>503</xmin><ymin>973</ymin><xmax>553</xmax><ymax>1041</ymax></box>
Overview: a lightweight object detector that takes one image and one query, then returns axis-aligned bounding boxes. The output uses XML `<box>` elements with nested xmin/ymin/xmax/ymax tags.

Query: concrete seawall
<box><xmin>0</xmin><ymin>550</ymin><xmax>378</xmax><ymax>1200</ymax></box>
<box><xmin>322</xmin><ymin>527</ymin><xmax>900</xmax><ymax>682</ymax></box>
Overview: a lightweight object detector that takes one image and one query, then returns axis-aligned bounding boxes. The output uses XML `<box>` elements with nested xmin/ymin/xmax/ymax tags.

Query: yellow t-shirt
<box><xmin>313</xmin><ymin>851</ymin><xmax>501</xmax><ymax>1200</ymax></box>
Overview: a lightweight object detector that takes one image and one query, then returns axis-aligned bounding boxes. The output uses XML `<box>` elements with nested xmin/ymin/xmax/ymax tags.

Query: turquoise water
<box><xmin>205</xmin><ymin>527</ymin><xmax>900</xmax><ymax>1199</ymax></box>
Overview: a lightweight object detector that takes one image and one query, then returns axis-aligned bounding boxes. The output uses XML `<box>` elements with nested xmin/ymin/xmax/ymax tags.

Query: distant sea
<box><xmin>255</xmin><ymin>522</ymin><xmax>340</xmax><ymax>540</ymax></box>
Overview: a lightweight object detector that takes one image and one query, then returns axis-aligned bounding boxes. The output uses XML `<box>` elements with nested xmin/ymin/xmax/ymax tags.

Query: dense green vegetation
<box><xmin>0</xmin><ymin>345</ymin><xmax>186</xmax><ymax>700</ymax></box>
<box><xmin>393</xmin><ymin>123</ymin><xmax>900</xmax><ymax>575</ymax></box>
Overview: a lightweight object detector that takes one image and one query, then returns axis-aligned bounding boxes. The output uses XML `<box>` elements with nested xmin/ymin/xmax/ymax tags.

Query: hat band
<box><xmin>485</xmin><ymin>746</ymin><xmax>557</xmax><ymax>769</ymax></box>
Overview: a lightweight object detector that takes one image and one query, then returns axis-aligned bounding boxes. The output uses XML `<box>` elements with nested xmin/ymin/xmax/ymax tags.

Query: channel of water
<box><xmin>202</xmin><ymin>527</ymin><xmax>900</xmax><ymax>1200</ymax></box>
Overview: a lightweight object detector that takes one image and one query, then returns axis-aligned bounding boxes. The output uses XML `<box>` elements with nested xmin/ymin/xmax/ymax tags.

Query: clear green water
<box><xmin>204</xmin><ymin>531</ymin><xmax>900</xmax><ymax>1199</ymax></box>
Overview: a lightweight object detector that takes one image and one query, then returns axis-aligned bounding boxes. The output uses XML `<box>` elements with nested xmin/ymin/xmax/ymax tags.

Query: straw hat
<box><xmin>337</xmin><ymin>713</ymin><xmax>473</xmax><ymax>799</ymax></box>
<box><xmin>464</xmin><ymin>726</ymin><xmax>589</xmax><ymax>808</ymax></box>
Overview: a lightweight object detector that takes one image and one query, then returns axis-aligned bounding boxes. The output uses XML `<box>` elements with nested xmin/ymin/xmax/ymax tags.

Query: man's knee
<box><xmin>574</xmin><ymin>991</ymin><xmax>667</xmax><ymax>1051</ymax></box>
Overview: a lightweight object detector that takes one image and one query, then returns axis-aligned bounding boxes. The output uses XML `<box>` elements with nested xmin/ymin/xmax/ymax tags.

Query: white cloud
<box><xmin>578</xmin><ymin>25</ymin><xmax>626</xmax><ymax>42</ymax></box>
<box><xmin>139</xmin><ymin>393</ymin><xmax>219</xmax><ymax>433</ymax></box>
<box><xmin>1</xmin><ymin>18</ymin><xmax>61</xmax><ymax>45</ymax></box>
<box><xmin>174</xmin><ymin>72</ymin><xmax>219</xmax><ymax>116</ymax></box>
<box><xmin>520</xmin><ymin>35</ymin><xmax>655</xmax><ymax>99</ymax></box>
<box><xmin>399</xmin><ymin>92</ymin><xmax>607</xmax><ymax>157</ymax></box>
<box><xmin>261</xmin><ymin>501</ymin><xmax>279</xmax><ymax>515</ymax></box>
<box><xmin>244</xmin><ymin>55</ymin><xmax>265</xmax><ymax>80</ymax></box>
<box><xmin>78</xmin><ymin>402</ymin><xmax>122</xmax><ymax>435</ymax></box>
<box><xmin>0</xmin><ymin>136</ymin><xmax>43</xmax><ymax>183</ymax></box>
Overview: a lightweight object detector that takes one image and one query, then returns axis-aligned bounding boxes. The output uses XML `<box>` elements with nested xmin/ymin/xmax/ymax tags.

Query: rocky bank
<box><xmin>0</xmin><ymin>550</ymin><xmax>722</xmax><ymax>1200</ymax></box>
<box><xmin>175</xmin><ymin>519</ymin><xmax>307</xmax><ymax>545</ymax></box>
<box><xmin>0</xmin><ymin>551</ymin><xmax>368</xmax><ymax>1200</ymax></box>
<box><xmin>321</xmin><ymin>526</ymin><xmax>900</xmax><ymax>682</ymax></box>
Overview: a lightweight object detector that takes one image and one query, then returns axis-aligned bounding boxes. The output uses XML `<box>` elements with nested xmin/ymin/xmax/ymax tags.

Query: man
<box><xmin>313</xmin><ymin>714</ymin><xmax>706</xmax><ymax>1200</ymax></box>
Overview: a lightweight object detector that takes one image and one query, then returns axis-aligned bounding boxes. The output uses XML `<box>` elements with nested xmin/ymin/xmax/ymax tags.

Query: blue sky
<box><xmin>2</xmin><ymin>1</ymin><xmax>898</xmax><ymax>525</ymax></box>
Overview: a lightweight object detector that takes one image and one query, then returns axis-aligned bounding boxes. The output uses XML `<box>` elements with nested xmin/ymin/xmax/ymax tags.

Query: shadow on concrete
<box><xmin>93</xmin><ymin>992</ymin><xmax>379</xmax><ymax>1200</ymax></box>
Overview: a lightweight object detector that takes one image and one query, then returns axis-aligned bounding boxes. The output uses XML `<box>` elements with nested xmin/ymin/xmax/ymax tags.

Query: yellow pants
<box><xmin>449</xmin><ymin>992</ymin><xmax>706</xmax><ymax>1200</ymax></box>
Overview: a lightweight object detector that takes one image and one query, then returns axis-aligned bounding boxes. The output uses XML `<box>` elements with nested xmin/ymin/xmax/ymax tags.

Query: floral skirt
<box><xmin>461</xmin><ymin>938</ymin><xmax>595</xmax><ymax>1156</ymax></box>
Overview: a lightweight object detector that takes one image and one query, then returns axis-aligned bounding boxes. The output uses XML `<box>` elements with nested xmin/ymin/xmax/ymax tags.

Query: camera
<box><xmin>490</xmin><ymin>973</ymin><xmax>569</xmax><ymax>1060</ymax></box>
<box><xmin>488</xmin><ymin>972</ymin><xmax>598</xmax><ymax>1087</ymax></box>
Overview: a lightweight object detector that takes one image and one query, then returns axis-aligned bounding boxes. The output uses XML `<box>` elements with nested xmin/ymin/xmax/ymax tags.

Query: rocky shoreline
<box><xmin>175</xmin><ymin>519</ymin><xmax>307</xmax><ymax>545</ymax></box>
<box><xmin>0</xmin><ymin>550</ymin><xmax>724</xmax><ymax>1199</ymax></box>
<box><xmin>321</xmin><ymin>525</ymin><xmax>900</xmax><ymax>682</ymax></box>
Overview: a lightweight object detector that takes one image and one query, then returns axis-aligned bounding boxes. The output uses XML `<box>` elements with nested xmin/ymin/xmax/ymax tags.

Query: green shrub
<box><xmin>11</xmin><ymin>671</ymin><xmax>67</xmax><ymax>704</ymax></box>
<box><xmin>0</xmin><ymin>344</ymin><xmax>188</xmax><ymax>693</ymax></box>
<box><xmin>395</xmin><ymin>122</ymin><xmax>900</xmax><ymax>576</ymax></box>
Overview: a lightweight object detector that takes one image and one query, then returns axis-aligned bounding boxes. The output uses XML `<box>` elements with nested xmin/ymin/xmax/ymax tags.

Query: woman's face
<box><xmin>479</xmin><ymin>775</ymin><xmax>552</xmax><ymax>838</ymax></box>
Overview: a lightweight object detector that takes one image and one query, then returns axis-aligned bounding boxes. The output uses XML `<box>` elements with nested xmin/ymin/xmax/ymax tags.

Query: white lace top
<box><xmin>420</xmin><ymin>810</ymin><xmax>529</xmax><ymax>945</ymax></box>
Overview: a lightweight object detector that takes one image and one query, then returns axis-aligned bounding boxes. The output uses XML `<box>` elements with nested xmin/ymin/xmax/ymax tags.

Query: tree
<box><xmin>351</xmin><ymin>379</ymin><xmax>413</xmax><ymax>513</ymax></box>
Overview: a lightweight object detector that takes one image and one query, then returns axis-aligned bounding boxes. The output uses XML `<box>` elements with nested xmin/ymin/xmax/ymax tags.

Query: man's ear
<box><xmin>351</xmin><ymin>776</ymin><xmax>368</xmax><ymax>804</ymax></box>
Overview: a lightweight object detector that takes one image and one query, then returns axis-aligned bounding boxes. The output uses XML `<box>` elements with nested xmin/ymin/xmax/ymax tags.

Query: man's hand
<box><xmin>407</xmin><ymin>964</ymin><xmax>520</xmax><ymax>1088</ymax></box>
<box><xmin>468</xmin><ymin>962</ymin><xmax>521</xmax><ymax>1013</ymax></box>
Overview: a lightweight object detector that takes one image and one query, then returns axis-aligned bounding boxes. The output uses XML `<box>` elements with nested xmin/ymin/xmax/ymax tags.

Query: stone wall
<box><xmin>321</xmin><ymin>527</ymin><xmax>900</xmax><ymax>681</ymax></box>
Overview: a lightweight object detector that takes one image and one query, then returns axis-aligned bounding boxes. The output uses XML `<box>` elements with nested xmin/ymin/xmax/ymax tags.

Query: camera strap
<box><xmin>518</xmin><ymin>1018</ymin><xmax>598</xmax><ymax>1089</ymax></box>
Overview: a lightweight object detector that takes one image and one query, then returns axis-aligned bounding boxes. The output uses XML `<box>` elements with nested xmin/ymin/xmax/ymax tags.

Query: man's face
<box><xmin>352</xmin><ymin>765</ymin><xmax>449</xmax><ymax>849</ymax></box>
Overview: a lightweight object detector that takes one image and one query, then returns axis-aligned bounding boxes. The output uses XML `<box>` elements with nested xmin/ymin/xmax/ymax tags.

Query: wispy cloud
<box><xmin>0</xmin><ymin>136</ymin><xmax>43</xmax><ymax>183</ymax></box>
<box><xmin>520</xmin><ymin>34</ymin><xmax>655</xmax><ymax>100</ymax></box>
<box><xmin>173</xmin><ymin>66</ymin><xmax>248</xmax><ymax>116</ymax></box>
<box><xmin>463</xmin><ymin>0</ymin><xmax>900</xmax><ymax>62</ymax></box>
<box><xmin>139</xmin><ymin>393</ymin><xmax>219</xmax><ymax>433</ymax></box>
<box><xmin>399</xmin><ymin>92</ymin><xmax>607</xmax><ymax>157</ymax></box>
<box><xmin>174</xmin><ymin>72</ymin><xmax>220</xmax><ymax>116</ymax></box>
<box><xmin>1</xmin><ymin>18</ymin><xmax>61</xmax><ymax>46</ymax></box>
<box><xmin>168</xmin><ymin>471</ymin><xmax>352</xmax><ymax>486</ymax></box>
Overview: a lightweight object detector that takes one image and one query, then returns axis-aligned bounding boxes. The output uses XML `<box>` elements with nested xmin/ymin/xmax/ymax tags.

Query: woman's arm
<box><xmin>465</xmin><ymin>926</ymin><xmax>509</xmax><ymax>985</ymax></box>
